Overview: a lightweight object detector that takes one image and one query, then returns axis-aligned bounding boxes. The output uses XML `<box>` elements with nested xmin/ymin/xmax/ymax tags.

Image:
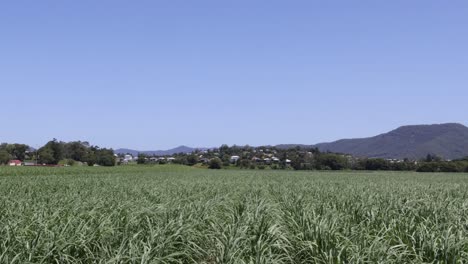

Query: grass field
<box><xmin>1</xmin><ymin>165</ymin><xmax>467</xmax><ymax>263</ymax></box>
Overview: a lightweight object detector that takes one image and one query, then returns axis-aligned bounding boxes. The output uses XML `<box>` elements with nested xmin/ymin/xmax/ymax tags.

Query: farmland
<box><xmin>1</xmin><ymin>166</ymin><xmax>468</xmax><ymax>263</ymax></box>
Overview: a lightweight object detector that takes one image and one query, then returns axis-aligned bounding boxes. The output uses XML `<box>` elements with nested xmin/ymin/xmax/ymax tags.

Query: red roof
<box><xmin>9</xmin><ymin>160</ymin><xmax>21</xmax><ymax>164</ymax></box>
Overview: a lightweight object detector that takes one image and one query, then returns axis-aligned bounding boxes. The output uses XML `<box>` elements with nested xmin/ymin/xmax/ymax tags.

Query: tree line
<box><xmin>136</xmin><ymin>145</ymin><xmax>468</xmax><ymax>172</ymax></box>
<box><xmin>0</xmin><ymin>143</ymin><xmax>29</xmax><ymax>164</ymax></box>
<box><xmin>3</xmin><ymin>141</ymin><xmax>468</xmax><ymax>172</ymax></box>
<box><xmin>0</xmin><ymin>140</ymin><xmax>115</xmax><ymax>166</ymax></box>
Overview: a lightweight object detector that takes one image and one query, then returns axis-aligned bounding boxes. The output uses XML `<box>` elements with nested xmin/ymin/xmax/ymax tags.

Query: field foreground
<box><xmin>1</xmin><ymin>166</ymin><xmax>468</xmax><ymax>263</ymax></box>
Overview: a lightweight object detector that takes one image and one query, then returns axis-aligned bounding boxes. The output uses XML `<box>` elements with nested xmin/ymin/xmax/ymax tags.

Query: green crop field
<box><xmin>0</xmin><ymin>165</ymin><xmax>467</xmax><ymax>263</ymax></box>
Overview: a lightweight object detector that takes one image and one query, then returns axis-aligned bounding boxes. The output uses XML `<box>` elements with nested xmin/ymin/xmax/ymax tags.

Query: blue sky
<box><xmin>1</xmin><ymin>1</ymin><xmax>467</xmax><ymax>150</ymax></box>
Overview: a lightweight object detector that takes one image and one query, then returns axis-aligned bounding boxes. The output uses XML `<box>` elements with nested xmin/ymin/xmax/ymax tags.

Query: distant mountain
<box><xmin>115</xmin><ymin>145</ymin><xmax>205</xmax><ymax>156</ymax></box>
<box><xmin>311</xmin><ymin>123</ymin><xmax>468</xmax><ymax>160</ymax></box>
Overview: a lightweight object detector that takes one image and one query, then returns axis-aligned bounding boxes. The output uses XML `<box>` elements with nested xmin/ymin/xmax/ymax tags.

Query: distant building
<box><xmin>200</xmin><ymin>158</ymin><xmax>210</xmax><ymax>164</ymax></box>
<box><xmin>8</xmin><ymin>160</ymin><xmax>22</xmax><ymax>166</ymax></box>
<box><xmin>252</xmin><ymin>157</ymin><xmax>262</xmax><ymax>163</ymax></box>
<box><xmin>230</xmin><ymin>156</ymin><xmax>240</xmax><ymax>163</ymax></box>
<box><xmin>124</xmin><ymin>154</ymin><xmax>133</xmax><ymax>162</ymax></box>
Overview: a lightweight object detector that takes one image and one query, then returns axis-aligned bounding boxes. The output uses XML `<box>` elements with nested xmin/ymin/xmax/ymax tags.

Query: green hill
<box><xmin>314</xmin><ymin>123</ymin><xmax>468</xmax><ymax>160</ymax></box>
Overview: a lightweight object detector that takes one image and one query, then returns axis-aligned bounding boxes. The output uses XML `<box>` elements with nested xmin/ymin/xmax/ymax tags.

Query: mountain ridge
<box><xmin>312</xmin><ymin>123</ymin><xmax>468</xmax><ymax>159</ymax></box>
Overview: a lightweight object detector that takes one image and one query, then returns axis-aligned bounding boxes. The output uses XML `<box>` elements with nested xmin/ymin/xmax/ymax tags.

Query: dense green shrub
<box><xmin>208</xmin><ymin>158</ymin><xmax>222</xmax><ymax>169</ymax></box>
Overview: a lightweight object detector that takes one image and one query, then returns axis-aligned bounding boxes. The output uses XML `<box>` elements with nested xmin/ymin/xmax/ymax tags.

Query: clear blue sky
<box><xmin>1</xmin><ymin>1</ymin><xmax>467</xmax><ymax>150</ymax></box>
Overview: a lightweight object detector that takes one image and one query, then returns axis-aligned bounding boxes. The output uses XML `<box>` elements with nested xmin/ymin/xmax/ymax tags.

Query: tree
<box><xmin>65</xmin><ymin>141</ymin><xmax>88</xmax><ymax>162</ymax></box>
<box><xmin>95</xmin><ymin>148</ymin><xmax>115</xmax><ymax>166</ymax></box>
<box><xmin>364</xmin><ymin>158</ymin><xmax>390</xmax><ymax>170</ymax></box>
<box><xmin>137</xmin><ymin>154</ymin><xmax>147</xmax><ymax>164</ymax></box>
<box><xmin>37</xmin><ymin>139</ymin><xmax>65</xmax><ymax>164</ymax></box>
<box><xmin>417</xmin><ymin>162</ymin><xmax>438</xmax><ymax>172</ymax></box>
<box><xmin>208</xmin><ymin>158</ymin><xmax>222</xmax><ymax>169</ymax></box>
<box><xmin>36</xmin><ymin>139</ymin><xmax>64</xmax><ymax>164</ymax></box>
<box><xmin>83</xmin><ymin>147</ymin><xmax>97</xmax><ymax>166</ymax></box>
<box><xmin>5</xmin><ymin>144</ymin><xmax>29</xmax><ymax>161</ymax></box>
<box><xmin>219</xmin><ymin>144</ymin><xmax>230</xmax><ymax>155</ymax></box>
<box><xmin>186</xmin><ymin>154</ymin><xmax>198</xmax><ymax>166</ymax></box>
<box><xmin>38</xmin><ymin>147</ymin><xmax>55</xmax><ymax>164</ymax></box>
<box><xmin>391</xmin><ymin>161</ymin><xmax>415</xmax><ymax>171</ymax></box>
<box><xmin>290</xmin><ymin>155</ymin><xmax>305</xmax><ymax>170</ymax></box>
<box><xmin>49</xmin><ymin>139</ymin><xmax>64</xmax><ymax>163</ymax></box>
<box><xmin>173</xmin><ymin>156</ymin><xmax>187</xmax><ymax>165</ymax></box>
<box><xmin>239</xmin><ymin>159</ymin><xmax>251</xmax><ymax>168</ymax></box>
<box><xmin>316</xmin><ymin>154</ymin><xmax>349</xmax><ymax>170</ymax></box>
<box><xmin>438</xmin><ymin>162</ymin><xmax>460</xmax><ymax>172</ymax></box>
<box><xmin>0</xmin><ymin>150</ymin><xmax>11</xmax><ymax>165</ymax></box>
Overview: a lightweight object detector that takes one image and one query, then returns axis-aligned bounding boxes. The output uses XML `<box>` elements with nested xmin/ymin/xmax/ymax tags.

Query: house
<box><xmin>199</xmin><ymin>158</ymin><xmax>210</xmax><ymax>164</ymax></box>
<box><xmin>124</xmin><ymin>154</ymin><xmax>133</xmax><ymax>162</ymax></box>
<box><xmin>252</xmin><ymin>157</ymin><xmax>262</xmax><ymax>163</ymax></box>
<box><xmin>230</xmin><ymin>155</ymin><xmax>240</xmax><ymax>163</ymax></box>
<box><xmin>285</xmin><ymin>159</ymin><xmax>291</xmax><ymax>164</ymax></box>
<box><xmin>8</xmin><ymin>160</ymin><xmax>22</xmax><ymax>166</ymax></box>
